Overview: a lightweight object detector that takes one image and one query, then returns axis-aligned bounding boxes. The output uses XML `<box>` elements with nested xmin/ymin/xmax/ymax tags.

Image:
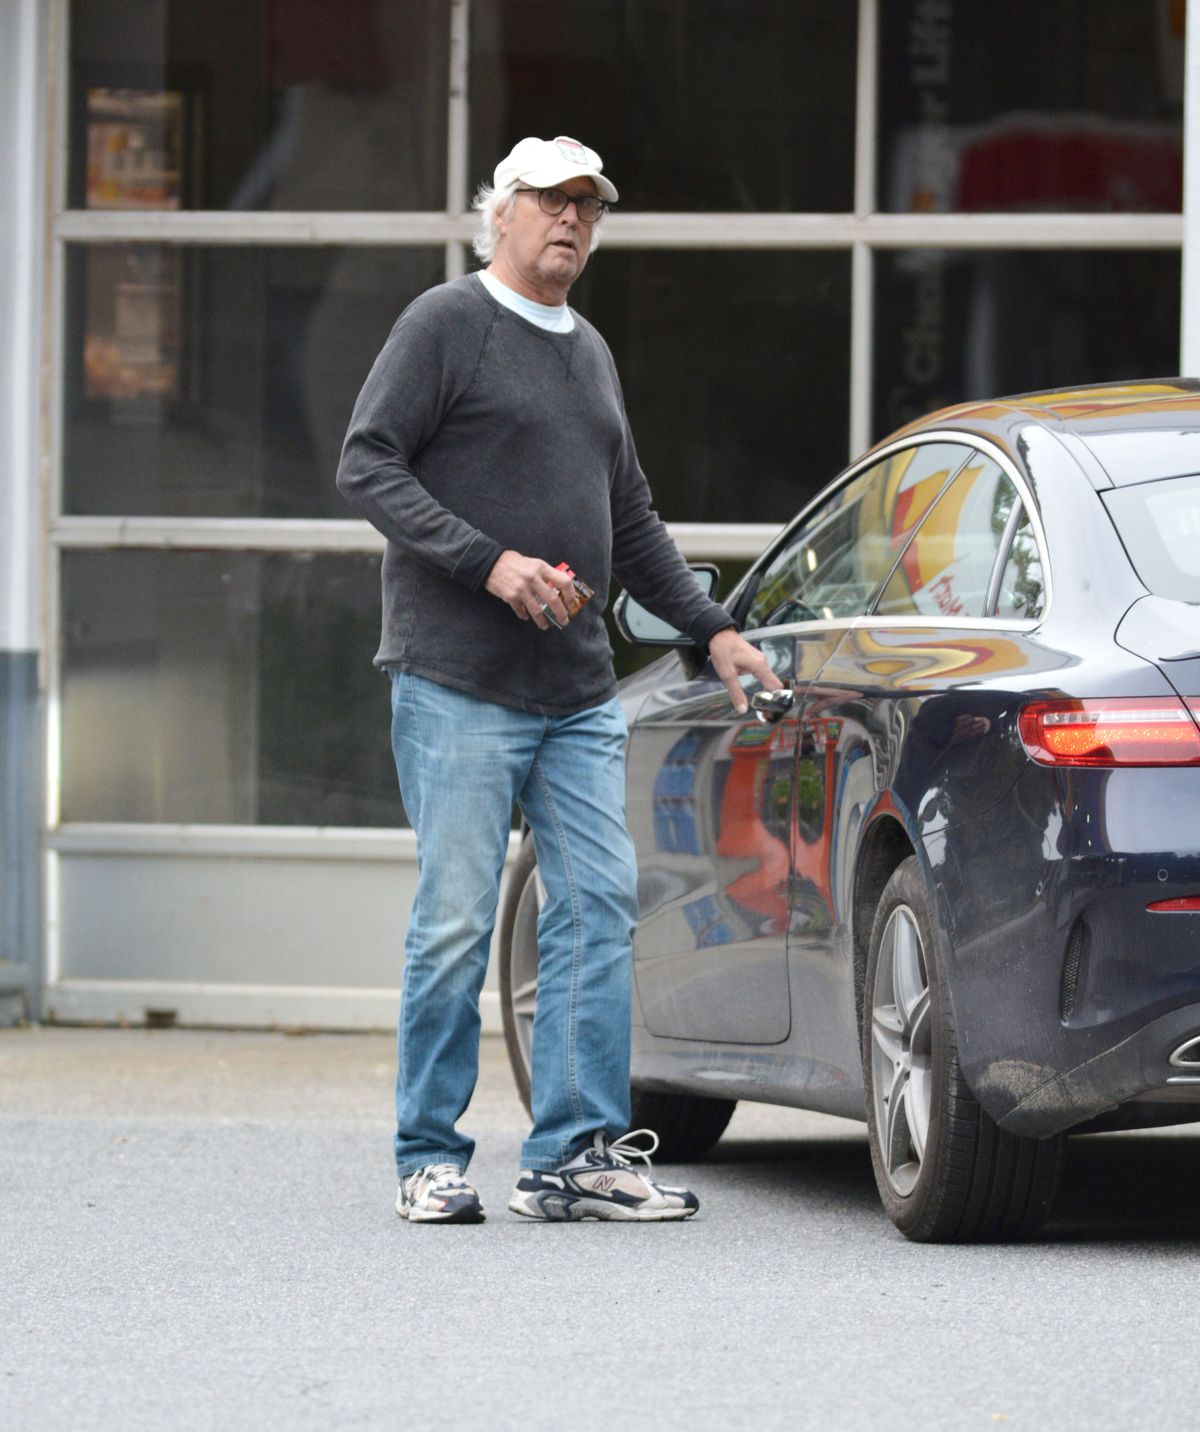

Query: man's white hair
<box><xmin>471</xmin><ymin>178</ymin><xmax>603</xmax><ymax>264</ymax></box>
<box><xmin>471</xmin><ymin>180</ymin><xmax>519</xmax><ymax>264</ymax></box>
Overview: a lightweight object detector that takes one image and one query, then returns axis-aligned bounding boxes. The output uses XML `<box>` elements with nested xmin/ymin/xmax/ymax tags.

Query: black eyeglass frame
<box><xmin>514</xmin><ymin>186</ymin><xmax>611</xmax><ymax>223</ymax></box>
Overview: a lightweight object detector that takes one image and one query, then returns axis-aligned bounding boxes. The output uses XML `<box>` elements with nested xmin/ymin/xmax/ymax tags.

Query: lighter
<box><xmin>543</xmin><ymin>562</ymin><xmax>595</xmax><ymax>630</ymax></box>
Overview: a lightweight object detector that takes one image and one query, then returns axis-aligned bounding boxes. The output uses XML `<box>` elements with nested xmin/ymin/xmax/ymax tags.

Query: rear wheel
<box><xmin>498</xmin><ymin>835</ymin><xmax>736</xmax><ymax>1162</ymax></box>
<box><xmin>862</xmin><ymin>857</ymin><xmax>1063</xmax><ymax>1242</ymax></box>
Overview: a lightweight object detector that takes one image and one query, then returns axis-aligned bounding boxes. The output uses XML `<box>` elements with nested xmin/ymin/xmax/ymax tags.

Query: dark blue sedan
<box><xmin>500</xmin><ymin>379</ymin><xmax>1200</xmax><ymax>1242</ymax></box>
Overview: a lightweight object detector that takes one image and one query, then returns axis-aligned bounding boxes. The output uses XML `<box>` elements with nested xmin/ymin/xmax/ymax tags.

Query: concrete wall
<box><xmin>0</xmin><ymin>0</ymin><xmax>48</xmax><ymax>1021</ymax></box>
<box><xmin>1</xmin><ymin>657</ymin><xmax>41</xmax><ymax>1020</ymax></box>
<box><xmin>43</xmin><ymin>827</ymin><xmax>518</xmax><ymax>1032</ymax></box>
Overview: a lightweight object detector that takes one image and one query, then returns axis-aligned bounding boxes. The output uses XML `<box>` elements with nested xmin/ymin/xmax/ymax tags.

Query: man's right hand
<box><xmin>485</xmin><ymin>550</ymin><xmax>576</xmax><ymax>631</ymax></box>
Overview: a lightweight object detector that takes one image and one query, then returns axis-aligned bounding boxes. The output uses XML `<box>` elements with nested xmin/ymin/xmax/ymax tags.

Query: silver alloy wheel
<box><xmin>508</xmin><ymin>861</ymin><xmax>546</xmax><ymax>1081</ymax></box>
<box><xmin>869</xmin><ymin>904</ymin><xmax>933</xmax><ymax>1197</ymax></box>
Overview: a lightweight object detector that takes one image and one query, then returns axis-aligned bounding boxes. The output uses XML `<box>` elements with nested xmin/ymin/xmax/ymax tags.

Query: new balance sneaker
<box><xmin>396</xmin><ymin>1163</ymin><xmax>485</xmax><ymax>1223</ymax></box>
<box><xmin>508</xmin><ymin>1129</ymin><xmax>699</xmax><ymax>1222</ymax></box>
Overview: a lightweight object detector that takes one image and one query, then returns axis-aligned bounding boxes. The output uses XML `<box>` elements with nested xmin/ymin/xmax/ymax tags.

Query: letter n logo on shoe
<box><xmin>591</xmin><ymin>1174</ymin><xmax>617</xmax><ymax>1192</ymax></box>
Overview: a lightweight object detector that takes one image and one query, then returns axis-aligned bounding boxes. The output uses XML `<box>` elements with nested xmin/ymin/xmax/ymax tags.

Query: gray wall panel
<box><xmin>56</xmin><ymin>850</ymin><xmax>502</xmax><ymax>994</ymax></box>
<box><xmin>1</xmin><ymin>653</ymin><xmax>42</xmax><ymax>1019</ymax></box>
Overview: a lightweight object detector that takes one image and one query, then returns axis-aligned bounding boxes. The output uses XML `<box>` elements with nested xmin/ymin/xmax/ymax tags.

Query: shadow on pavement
<box><xmin>698</xmin><ymin>1135</ymin><xmax>882</xmax><ymax>1217</ymax></box>
<box><xmin>706</xmin><ymin>1136</ymin><xmax>866</xmax><ymax>1169</ymax></box>
<box><xmin>1044</xmin><ymin>1133</ymin><xmax>1200</xmax><ymax>1244</ymax></box>
<box><xmin>698</xmin><ymin>1130</ymin><xmax>1200</xmax><ymax>1243</ymax></box>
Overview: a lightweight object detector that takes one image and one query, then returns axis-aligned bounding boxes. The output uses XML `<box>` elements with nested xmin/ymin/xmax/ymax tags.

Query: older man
<box><xmin>337</xmin><ymin>136</ymin><xmax>777</xmax><ymax>1223</ymax></box>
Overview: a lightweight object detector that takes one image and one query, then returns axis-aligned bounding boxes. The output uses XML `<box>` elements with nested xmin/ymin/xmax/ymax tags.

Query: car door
<box><xmin>792</xmin><ymin>445</ymin><xmax>1052</xmax><ymax>1092</ymax></box>
<box><xmin>625</xmin><ymin>439</ymin><xmax>979</xmax><ymax>1045</ymax></box>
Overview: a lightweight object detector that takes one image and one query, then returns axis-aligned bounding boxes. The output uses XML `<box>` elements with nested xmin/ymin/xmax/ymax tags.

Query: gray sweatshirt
<box><xmin>336</xmin><ymin>273</ymin><xmax>734</xmax><ymax>715</ymax></box>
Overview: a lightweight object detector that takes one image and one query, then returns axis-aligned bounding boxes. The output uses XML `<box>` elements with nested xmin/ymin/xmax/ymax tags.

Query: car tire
<box><xmin>498</xmin><ymin>834</ymin><xmax>736</xmax><ymax>1163</ymax></box>
<box><xmin>862</xmin><ymin>856</ymin><xmax>1063</xmax><ymax>1242</ymax></box>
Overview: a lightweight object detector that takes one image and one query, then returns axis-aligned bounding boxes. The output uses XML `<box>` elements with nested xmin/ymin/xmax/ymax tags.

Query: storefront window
<box><xmin>571</xmin><ymin>249</ymin><xmax>852</xmax><ymax>524</ymax></box>
<box><xmin>872</xmin><ymin>249</ymin><xmax>1182</xmax><ymax>440</ymax></box>
<box><xmin>61</xmin><ymin>551</ymin><xmax>402</xmax><ymax>826</ymax></box>
<box><xmin>878</xmin><ymin>0</ymin><xmax>1184</xmax><ymax>214</ymax></box>
<box><xmin>64</xmin><ymin>242</ymin><xmax>849</xmax><ymax>526</ymax></box>
<box><xmin>54</xmin><ymin>0</ymin><xmax>1191</xmax><ymax>843</ymax></box>
<box><xmin>69</xmin><ymin>0</ymin><xmax>449</xmax><ymax>211</ymax></box>
<box><xmin>470</xmin><ymin>0</ymin><xmax>856</xmax><ymax>212</ymax></box>
<box><xmin>64</xmin><ymin>244</ymin><xmax>445</xmax><ymax>517</ymax></box>
<box><xmin>59</xmin><ymin>547</ymin><xmax>717</xmax><ymax>824</ymax></box>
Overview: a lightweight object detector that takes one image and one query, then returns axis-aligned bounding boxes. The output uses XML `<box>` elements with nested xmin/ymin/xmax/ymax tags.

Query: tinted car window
<box><xmin>744</xmin><ymin>442</ymin><xmax>973</xmax><ymax>628</ymax></box>
<box><xmin>875</xmin><ymin>454</ymin><xmax>1018</xmax><ymax>619</ymax></box>
<box><xmin>992</xmin><ymin>506</ymin><xmax>1045</xmax><ymax>620</ymax></box>
<box><xmin>1102</xmin><ymin>472</ymin><xmax>1200</xmax><ymax>601</ymax></box>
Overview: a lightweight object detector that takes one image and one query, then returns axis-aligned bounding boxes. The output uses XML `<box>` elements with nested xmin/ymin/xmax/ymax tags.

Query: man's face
<box><xmin>494</xmin><ymin>176</ymin><xmax>597</xmax><ymax>303</ymax></box>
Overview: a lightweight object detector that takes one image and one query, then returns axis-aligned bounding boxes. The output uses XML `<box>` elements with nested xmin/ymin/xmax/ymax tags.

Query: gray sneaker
<box><xmin>508</xmin><ymin>1129</ymin><xmax>699</xmax><ymax>1222</ymax></box>
<box><xmin>396</xmin><ymin>1163</ymin><xmax>485</xmax><ymax>1223</ymax></box>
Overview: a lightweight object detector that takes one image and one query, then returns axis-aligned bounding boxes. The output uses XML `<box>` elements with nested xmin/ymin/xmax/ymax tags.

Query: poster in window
<box><xmin>83</xmin><ymin>246</ymin><xmax>184</xmax><ymax>403</ymax></box>
<box><xmin>85</xmin><ymin>88</ymin><xmax>186</xmax><ymax>211</ymax></box>
<box><xmin>81</xmin><ymin>83</ymin><xmax>202</xmax><ymax>404</ymax></box>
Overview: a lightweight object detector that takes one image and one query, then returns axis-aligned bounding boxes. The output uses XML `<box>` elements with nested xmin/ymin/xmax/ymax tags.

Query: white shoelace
<box><xmin>603</xmin><ymin>1128</ymin><xmax>661</xmax><ymax>1174</ymax></box>
<box><xmin>413</xmin><ymin>1163</ymin><xmax>470</xmax><ymax>1191</ymax></box>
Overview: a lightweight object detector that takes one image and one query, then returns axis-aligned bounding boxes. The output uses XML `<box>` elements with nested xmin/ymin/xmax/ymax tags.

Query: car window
<box><xmin>743</xmin><ymin>442</ymin><xmax>974</xmax><ymax>629</ymax></box>
<box><xmin>1102</xmin><ymin>472</ymin><xmax>1200</xmax><ymax>602</ymax></box>
<box><xmin>875</xmin><ymin>453</ymin><xmax>1019</xmax><ymax>619</ymax></box>
<box><xmin>991</xmin><ymin>505</ymin><xmax>1045</xmax><ymax>619</ymax></box>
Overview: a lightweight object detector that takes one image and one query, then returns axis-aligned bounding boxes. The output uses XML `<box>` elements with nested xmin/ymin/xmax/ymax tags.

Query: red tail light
<box><xmin>1018</xmin><ymin>698</ymin><xmax>1200</xmax><ymax>766</ymax></box>
<box><xmin>1148</xmin><ymin>897</ymin><xmax>1200</xmax><ymax>912</ymax></box>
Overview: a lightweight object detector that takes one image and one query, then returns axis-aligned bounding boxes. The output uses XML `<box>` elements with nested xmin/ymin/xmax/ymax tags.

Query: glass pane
<box><xmin>62</xmin><ymin>551</ymin><xmax>402</xmax><ymax>826</ymax></box>
<box><xmin>876</xmin><ymin>455</ymin><xmax>1015</xmax><ymax>619</ymax></box>
<box><xmin>993</xmin><ymin>507</ymin><xmax>1045</xmax><ymax>619</ymax></box>
<box><xmin>65</xmin><ymin>244</ymin><xmax>445</xmax><ymax>517</ymax></box>
<box><xmin>878</xmin><ymin>0</ymin><xmax>1184</xmax><ymax>214</ymax></box>
<box><xmin>873</xmin><ymin>249</ymin><xmax>1181</xmax><ymax>441</ymax></box>
<box><xmin>568</xmin><ymin>249</ymin><xmax>850</xmax><ymax>524</ymax></box>
<box><xmin>470</xmin><ymin>0</ymin><xmax>856</xmax><ymax>212</ymax></box>
<box><xmin>744</xmin><ymin>442</ymin><xmax>976</xmax><ymax>628</ymax></box>
<box><xmin>1103</xmin><ymin>473</ymin><xmax>1200</xmax><ymax>602</ymax></box>
<box><xmin>69</xmin><ymin>0</ymin><xmax>448</xmax><ymax>211</ymax></box>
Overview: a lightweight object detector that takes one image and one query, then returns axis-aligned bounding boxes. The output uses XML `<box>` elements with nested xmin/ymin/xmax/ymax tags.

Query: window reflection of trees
<box><xmin>993</xmin><ymin>500</ymin><xmax>1045</xmax><ymax>619</ymax></box>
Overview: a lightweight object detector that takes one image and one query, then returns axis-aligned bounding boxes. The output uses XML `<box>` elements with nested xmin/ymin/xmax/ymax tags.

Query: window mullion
<box><xmin>50</xmin><ymin>515</ymin><xmax>781</xmax><ymax>561</ymax></box>
<box><xmin>854</xmin><ymin>0</ymin><xmax>879</xmax><ymax>220</ymax></box>
<box><xmin>851</xmin><ymin>0</ymin><xmax>879</xmax><ymax>458</ymax></box>
<box><xmin>850</xmin><ymin>240</ymin><xmax>874</xmax><ymax>457</ymax></box>
<box><xmin>445</xmin><ymin>0</ymin><xmax>470</xmax><ymax>281</ymax></box>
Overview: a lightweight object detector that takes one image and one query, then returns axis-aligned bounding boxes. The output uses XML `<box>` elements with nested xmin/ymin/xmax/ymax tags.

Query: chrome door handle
<box><xmin>750</xmin><ymin>688</ymin><xmax>795</xmax><ymax>724</ymax></box>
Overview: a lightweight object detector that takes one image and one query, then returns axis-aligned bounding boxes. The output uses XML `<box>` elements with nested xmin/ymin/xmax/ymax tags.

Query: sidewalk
<box><xmin>0</xmin><ymin>1026</ymin><xmax>843</xmax><ymax>1432</ymax></box>
<box><xmin>9</xmin><ymin>1025</ymin><xmax>1197</xmax><ymax>1432</ymax></box>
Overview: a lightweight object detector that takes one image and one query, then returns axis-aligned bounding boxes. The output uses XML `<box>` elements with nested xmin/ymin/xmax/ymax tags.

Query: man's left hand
<box><xmin>708</xmin><ymin>627</ymin><xmax>784</xmax><ymax>715</ymax></box>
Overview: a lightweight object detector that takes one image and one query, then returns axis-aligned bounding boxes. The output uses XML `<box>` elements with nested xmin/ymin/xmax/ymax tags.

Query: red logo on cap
<box><xmin>555</xmin><ymin>137</ymin><xmax>587</xmax><ymax>164</ymax></box>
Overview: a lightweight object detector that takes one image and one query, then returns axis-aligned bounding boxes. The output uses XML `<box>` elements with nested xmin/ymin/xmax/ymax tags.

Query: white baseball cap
<box><xmin>493</xmin><ymin>135</ymin><xmax>618</xmax><ymax>203</ymax></box>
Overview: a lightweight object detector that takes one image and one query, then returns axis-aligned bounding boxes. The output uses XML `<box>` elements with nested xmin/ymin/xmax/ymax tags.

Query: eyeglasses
<box><xmin>515</xmin><ymin>187</ymin><xmax>610</xmax><ymax>223</ymax></box>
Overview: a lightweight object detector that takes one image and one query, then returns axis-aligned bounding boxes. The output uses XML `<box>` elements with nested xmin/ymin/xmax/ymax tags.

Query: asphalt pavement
<box><xmin>3</xmin><ymin>1025</ymin><xmax>1199</xmax><ymax>1431</ymax></box>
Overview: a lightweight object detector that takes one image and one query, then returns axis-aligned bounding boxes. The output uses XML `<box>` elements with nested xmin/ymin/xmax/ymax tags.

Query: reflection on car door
<box><xmin>789</xmin><ymin>449</ymin><xmax>1051</xmax><ymax>1090</ymax></box>
<box><xmin>625</xmin><ymin>631</ymin><xmax>813</xmax><ymax>1045</ymax></box>
<box><xmin>625</xmin><ymin>438</ymin><xmax>980</xmax><ymax>1047</ymax></box>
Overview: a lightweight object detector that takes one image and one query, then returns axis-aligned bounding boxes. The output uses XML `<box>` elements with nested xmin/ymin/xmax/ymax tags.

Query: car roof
<box><xmin>875</xmin><ymin>378</ymin><xmax>1200</xmax><ymax>488</ymax></box>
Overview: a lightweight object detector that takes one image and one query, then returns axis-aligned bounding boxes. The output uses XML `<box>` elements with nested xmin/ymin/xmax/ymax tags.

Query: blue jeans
<box><xmin>388</xmin><ymin>671</ymin><xmax>638</xmax><ymax>1175</ymax></box>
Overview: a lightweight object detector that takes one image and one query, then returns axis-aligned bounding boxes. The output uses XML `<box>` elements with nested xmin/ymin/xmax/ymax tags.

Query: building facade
<box><xmin>1</xmin><ymin>0</ymin><xmax>1193</xmax><ymax>1029</ymax></box>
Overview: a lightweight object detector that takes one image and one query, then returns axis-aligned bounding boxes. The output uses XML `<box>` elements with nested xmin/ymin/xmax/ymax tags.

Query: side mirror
<box><xmin>613</xmin><ymin>563</ymin><xmax>720</xmax><ymax>646</ymax></box>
